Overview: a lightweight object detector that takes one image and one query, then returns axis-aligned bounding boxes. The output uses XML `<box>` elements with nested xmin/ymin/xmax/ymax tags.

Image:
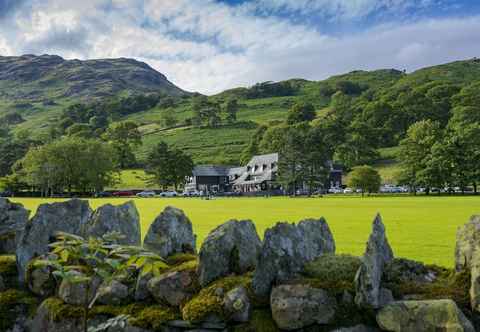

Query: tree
<box><xmin>160</xmin><ymin>110</ymin><xmax>178</xmax><ymax>128</ymax></box>
<box><xmin>348</xmin><ymin>166</ymin><xmax>381</xmax><ymax>196</ymax></box>
<box><xmin>145</xmin><ymin>142</ymin><xmax>194</xmax><ymax>190</ymax></box>
<box><xmin>224</xmin><ymin>99</ymin><xmax>239</xmax><ymax>124</ymax></box>
<box><xmin>104</xmin><ymin>121</ymin><xmax>142</xmax><ymax>168</ymax></box>
<box><xmin>240</xmin><ymin>125</ymin><xmax>267</xmax><ymax>164</ymax></box>
<box><xmin>286</xmin><ymin>102</ymin><xmax>316</xmax><ymax>124</ymax></box>
<box><xmin>191</xmin><ymin>95</ymin><xmax>222</xmax><ymax>127</ymax></box>
<box><xmin>397</xmin><ymin>120</ymin><xmax>443</xmax><ymax>193</ymax></box>
<box><xmin>17</xmin><ymin>138</ymin><xmax>117</xmax><ymax>196</ymax></box>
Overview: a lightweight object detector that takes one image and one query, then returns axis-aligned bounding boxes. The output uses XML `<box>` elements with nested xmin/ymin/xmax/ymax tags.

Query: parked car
<box><xmin>136</xmin><ymin>191</ymin><xmax>156</xmax><ymax>198</ymax></box>
<box><xmin>159</xmin><ymin>191</ymin><xmax>178</xmax><ymax>197</ymax></box>
<box><xmin>328</xmin><ymin>187</ymin><xmax>343</xmax><ymax>194</ymax></box>
<box><xmin>343</xmin><ymin>188</ymin><xmax>353</xmax><ymax>194</ymax></box>
<box><xmin>0</xmin><ymin>191</ymin><xmax>12</xmax><ymax>197</ymax></box>
<box><xmin>95</xmin><ymin>191</ymin><xmax>113</xmax><ymax>198</ymax></box>
<box><xmin>182</xmin><ymin>190</ymin><xmax>201</xmax><ymax>197</ymax></box>
<box><xmin>112</xmin><ymin>191</ymin><xmax>135</xmax><ymax>197</ymax></box>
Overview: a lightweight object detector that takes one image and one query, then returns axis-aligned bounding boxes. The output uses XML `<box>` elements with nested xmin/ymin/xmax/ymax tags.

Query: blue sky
<box><xmin>0</xmin><ymin>0</ymin><xmax>480</xmax><ymax>94</ymax></box>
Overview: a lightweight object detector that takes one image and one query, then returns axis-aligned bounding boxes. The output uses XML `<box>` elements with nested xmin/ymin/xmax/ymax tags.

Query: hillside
<box><xmin>2</xmin><ymin>56</ymin><xmax>480</xmax><ymax>173</ymax></box>
<box><xmin>0</xmin><ymin>54</ymin><xmax>186</xmax><ymax>111</ymax></box>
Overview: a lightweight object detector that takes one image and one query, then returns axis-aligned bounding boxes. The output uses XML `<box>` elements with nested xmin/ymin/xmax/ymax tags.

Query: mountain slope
<box><xmin>0</xmin><ymin>54</ymin><xmax>186</xmax><ymax>109</ymax></box>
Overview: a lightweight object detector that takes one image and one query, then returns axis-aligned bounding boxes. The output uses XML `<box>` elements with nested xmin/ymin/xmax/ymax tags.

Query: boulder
<box><xmin>270</xmin><ymin>284</ymin><xmax>336</xmax><ymax>330</ymax></box>
<box><xmin>384</xmin><ymin>258</ymin><xmax>437</xmax><ymax>284</ymax></box>
<box><xmin>455</xmin><ymin>215</ymin><xmax>480</xmax><ymax>272</ymax></box>
<box><xmin>354</xmin><ymin>214</ymin><xmax>394</xmax><ymax>309</ymax></box>
<box><xmin>84</xmin><ymin>201</ymin><xmax>141</xmax><ymax>246</ymax></box>
<box><xmin>223</xmin><ymin>286</ymin><xmax>251</xmax><ymax>323</ymax></box>
<box><xmin>144</xmin><ymin>206</ymin><xmax>196</xmax><ymax>258</ymax></box>
<box><xmin>16</xmin><ymin>199</ymin><xmax>92</xmax><ymax>282</ymax></box>
<box><xmin>147</xmin><ymin>270</ymin><xmax>197</xmax><ymax>306</ymax></box>
<box><xmin>376</xmin><ymin>300</ymin><xmax>475</xmax><ymax>332</ymax></box>
<box><xmin>58</xmin><ymin>272</ymin><xmax>101</xmax><ymax>306</ymax></box>
<box><xmin>0</xmin><ymin>198</ymin><xmax>30</xmax><ymax>254</ymax></box>
<box><xmin>252</xmin><ymin>218</ymin><xmax>335</xmax><ymax>297</ymax></box>
<box><xmin>96</xmin><ymin>280</ymin><xmax>129</xmax><ymax>305</ymax></box>
<box><xmin>88</xmin><ymin>315</ymin><xmax>151</xmax><ymax>332</ymax></box>
<box><xmin>198</xmin><ymin>219</ymin><xmax>261</xmax><ymax>287</ymax></box>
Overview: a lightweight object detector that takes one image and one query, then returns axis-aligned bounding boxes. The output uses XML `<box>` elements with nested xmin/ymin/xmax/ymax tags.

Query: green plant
<box><xmin>35</xmin><ymin>231</ymin><xmax>168</xmax><ymax>332</ymax></box>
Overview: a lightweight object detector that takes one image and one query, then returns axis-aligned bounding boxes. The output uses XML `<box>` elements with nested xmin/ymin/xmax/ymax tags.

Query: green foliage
<box><xmin>104</xmin><ymin>121</ymin><xmax>142</xmax><ymax>169</ymax></box>
<box><xmin>348</xmin><ymin>165</ymin><xmax>381</xmax><ymax>194</ymax></box>
<box><xmin>145</xmin><ymin>141</ymin><xmax>194</xmax><ymax>190</ymax></box>
<box><xmin>16</xmin><ymin>137</ymin><xmax>118</xmax><ymax>195</ymax></box>
<box><xmin>128</xmin><ymin>305</ymin><xmax>180</xmax><ymax>331</ymax></box>
<box><xmin>234</xmin><ymin>309</ymin><xmax>279</xmax><ymax>332</ymax></box>
<box><xmin>286</xmin><ymin>102</ymin><xmax>316</xmax><ymax>124</ymax></box>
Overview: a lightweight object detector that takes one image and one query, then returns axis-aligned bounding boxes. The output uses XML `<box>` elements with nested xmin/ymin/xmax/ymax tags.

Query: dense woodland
<box><xmin>0</xmin><ymin>58</ymin><xmax>479</xmax><ymax>194</ymax></box>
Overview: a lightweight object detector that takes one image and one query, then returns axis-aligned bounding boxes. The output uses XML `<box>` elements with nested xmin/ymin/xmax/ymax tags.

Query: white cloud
<box><xmin>0</xmin><ymin>0</ymin><xmax>478</xmax><ymax>94</ymax></box>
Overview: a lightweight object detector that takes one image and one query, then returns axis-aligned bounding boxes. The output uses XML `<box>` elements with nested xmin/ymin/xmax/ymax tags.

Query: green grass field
<box><xmin>11</xmin><ymin>196</ymin><xmax>480</xmax><ymax>268</ymax></box>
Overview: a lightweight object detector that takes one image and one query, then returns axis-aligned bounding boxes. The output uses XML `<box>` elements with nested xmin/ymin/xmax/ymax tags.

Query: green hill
<box><xmin>2</xmin><ymin>55</ymin><xmax>480</xmax><ymax>171</ymax></box>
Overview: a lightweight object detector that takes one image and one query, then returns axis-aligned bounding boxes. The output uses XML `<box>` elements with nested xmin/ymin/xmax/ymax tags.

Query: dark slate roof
<box><xmin>192</xmin><ymin>165</ymin><xmax>239</xmax><ymax>177</ymax></box>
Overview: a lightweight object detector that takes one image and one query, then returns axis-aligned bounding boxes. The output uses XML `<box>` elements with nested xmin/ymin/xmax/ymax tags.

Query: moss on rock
<box><xmin>301</xmin><ymin>254</ymin><xmax>361</xmax><ymax>293</ymax></box>
<box><xmin>233</xmin><ymin>309</ymin><xmax>279</xmax><ymax>332</ymax></box>
<box><xmin>0</xmin><ymin>255</ymin><xmax>18</xmax><ymax>289</ymax></box>
<box><xmin>166</xmin><ymin>253</ymin><xmax>197</xmax><ymax>266</ymax></box>
<box><xmin>129</xmin><ymin>305</ymin><xmax>180</xmax><ymax>331</ymax></box>
<box><xmin>182</xmin><ymin>274</ymin><xmax>254</xmax><ymax>322</ymax></box>
<box><xmin>0</xmin><ymin>289</ymin><xmax>39</xmax><ymax>331</ymax></box>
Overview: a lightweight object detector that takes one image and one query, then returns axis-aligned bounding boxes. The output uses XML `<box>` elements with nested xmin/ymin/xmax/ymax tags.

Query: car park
<box><xmin>112</xmin><ymin>191</ymin><xmax>135</xmax><ymax>197</ymax></box>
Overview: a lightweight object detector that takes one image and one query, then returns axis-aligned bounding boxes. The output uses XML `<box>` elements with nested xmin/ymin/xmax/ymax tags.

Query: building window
<box><xmin>262</xmin><ymin>164</ymin><xmax>267</xmax><ymax>171</ymax></box>
<box><xmin>247</xmin><ymin>166</ymin><xmax>251</xmax><ymax>172</ymax></box>
<box><xmin>254</xmin><ymin>165</ymin><xmax>259</xmax><ymax>172</ymax></box>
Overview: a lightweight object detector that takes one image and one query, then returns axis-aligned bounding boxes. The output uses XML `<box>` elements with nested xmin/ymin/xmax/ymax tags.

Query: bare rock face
<box><xmin>147</xmin><ymin>270</ymin><xmax>197</xmax><ymax>306</ymax></box>
<box><xmin>84</xmin><ymin>201</ymin><xmax>141</xmax><ymax>246</ymax></box>
<box><xmin>144</xmin><ymin>206</ymin><xmax>196</xmax><ymax>258</ymax></box>
<box><xmin>455</xmin><ymin>215</ymin><xmax>480</xmax><ymax>272</ymax></box>
<box><xmin>198</xmin><ymin>219</ymin><xmax>261</xmax><ymax>287</ymax></box>
<box><xmin>270</xmin><ymin>284</ymin><xmax>336</xmax><ymax>330</ymax></box>
<box><xmin>376</xmin><ymin>300</ymin><xmax>475</xmax><ymax>332</ymax></box>
<box><xmin>0</xmin><ymin>198</ymin><xmax>30</xmax><ymax>254</ymax></box>
<box><xmin>252</xmin><ymin>218</ymin><xmax>335</xmax><ymax>297</ymax></box>
<box><xmin>27</xmin><ymin>256</ymin><xmax>57</xmax><ymax>298</ymax></box>
<box><xmin>16</xmin><ymin>199</ymin><xmax>92</xmax><ymax>282</ymax></box>
<box><xmin>223</xmin><ymin>286</ymin><xmax>251</xmax><ymax>323</ymax></box>
<box><xmin>355</xmin><ymin>214</ymin><xmax>394</xmax><ymax>309</ymax></box>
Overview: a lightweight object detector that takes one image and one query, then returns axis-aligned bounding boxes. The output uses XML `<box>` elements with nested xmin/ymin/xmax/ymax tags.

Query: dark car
<box><xmin>112</xmin><ymin>191</ymin><xmax>135</xmax><ymax>197</ymax></box>
<box><xmin>95</xmin><ymin>191</ymin><xmax>113</xmax><ymax>198</ymax></box>
<box><xmin>0</xmin><ymin>191</ymin><xmax>12</xmax><ymax>197</ymax></box>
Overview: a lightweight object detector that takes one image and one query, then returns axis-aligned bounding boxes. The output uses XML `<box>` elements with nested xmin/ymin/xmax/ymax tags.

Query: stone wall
<box><xmin>0</xmin><ymin>198</ymin><xmax>479</xmax><ymax>332</ymax></box>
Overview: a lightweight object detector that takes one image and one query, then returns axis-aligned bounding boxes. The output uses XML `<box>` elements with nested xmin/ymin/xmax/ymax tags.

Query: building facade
<box><xmin>185</xmin><ymin>153</ymin><xmax>342</xmax><ymax>194</ymax></box>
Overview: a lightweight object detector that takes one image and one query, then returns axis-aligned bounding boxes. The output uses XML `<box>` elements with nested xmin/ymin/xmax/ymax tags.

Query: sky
<box><xmin>0</xmin><ymin>0</ymin><xmax>479</xmax><ymax>94</ymax></box>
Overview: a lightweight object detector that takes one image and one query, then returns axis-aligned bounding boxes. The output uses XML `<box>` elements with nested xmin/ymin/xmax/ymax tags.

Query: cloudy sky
<box><xmin>0</xmin><ymin>0</ymin><xmax>479</xmax><ymax>94</ymax></box>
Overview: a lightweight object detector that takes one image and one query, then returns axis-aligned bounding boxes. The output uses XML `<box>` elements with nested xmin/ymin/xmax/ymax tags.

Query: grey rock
<box><xmin>384</xmin><ymin>258</ymin><xmax>438</xmax><ymax>284</ymax></box>
<box><xmin>470</xmin><ymin>249</ymin><xmax>480</xmax><ymax>311</ymax></box>
<box><xmin>84</xmin><ymin>201</ymin><xmax>141</xmax><ymax>246</ymax></box>
<box><xmin>134</xmin><ymin>272</ymin><xmax>154</xmax><ymax>302</ymax></box>
<box><xmin>0</xmin><ymin>198</ymin><xmax>30</xmax><ymax>254</ymax></box>
<box><xmin>144</xmin><ymin>206</ymin><xmax>196</xmax><ymax>258</ymax></box>
<box><xmin>0</xmin><ymin>274</ymin><xmax>4</xmax><ymax>291</ymax></box>
<box><xmin>58</xmin><ymin>272</ymin><xmax>101</xmax><ymax>306</ymax></box>
<box><xmin>148</xmin><ymin>270</ymin><xmax>197</xmax><ymax>306</ymax></box>
<box><xmin>270</xmin><ymin>284</ymin><xmax>336</xmax><ymax>330</ymax></box>
<box><xmin>198</xmin><ymin>219</ymin><xmax>261</xmax><ymax>287</ymax></box>
<box><xmin>89</xmin><ymin>315</ymin><xmax>152</xmax><ymax>332</ymax></box>
<box><xmin>355</xmin><ymin>214</ymin><xmax>394</xmax><ymax>309</ymax></box>
<box><xmin>332</xmin><ymin>325</ymin><xmax>380</xmax><ymax>332</ymax></box>
<box><xmin>16</xmin><ymin>199</ymin><xmax>92</xmax><ymax>282</ymax></box>
<box><xmin>376</xmin><ymin>300</ymin><xmax>475</xmax><ymax>332</ymax></box>
<box><xmin>455</xmin><ymin>215</ymin><xmax>480</xmax><ymax>272</ymax></box>
<box><xmin>252</xmin><ymin>218</ymin><xmax>335</xmax><ymax>297</ymax></box>
<box><xmin>96</xmin><ymin>280</ymin><xmax>129</xmax><ymax>305</ymax></box>
<box><xmin>223</xmin><ymin>286</ymin><xmax>251</xmax><ymax>323</ymax></box>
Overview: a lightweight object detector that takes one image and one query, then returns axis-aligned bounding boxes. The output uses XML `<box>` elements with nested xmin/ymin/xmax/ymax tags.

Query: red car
<box><xmin>112</xmin><ymin>191</ymin><xmax>135</xmax><ymax>197</ymax></box>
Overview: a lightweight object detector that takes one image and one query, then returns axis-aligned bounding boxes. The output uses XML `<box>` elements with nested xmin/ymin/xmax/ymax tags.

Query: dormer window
<box><xmin>271</xmin><ymin>163</ymin><xmax>276</xmax><ymax>169</ymax></box>
<box><xmin>247</xmin><ymin>166</ymin><xmax>251</xmax><ymax>172</ymax></box>
<box><xmin>262</xmin><ymin>164</ymin><xmax>267</xmax><ymax>171</ymax></box>
<box><xmin>254</xmin><ymin>165</ymin><xmax>259</xmax><ymax>172</ymax></box>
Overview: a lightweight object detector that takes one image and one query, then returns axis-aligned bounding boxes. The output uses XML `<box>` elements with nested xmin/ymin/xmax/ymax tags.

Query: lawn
<box><xmin>11</xmin><ymin>196</ymin><xmax>480</xmax><ymax>268</ymax></box>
